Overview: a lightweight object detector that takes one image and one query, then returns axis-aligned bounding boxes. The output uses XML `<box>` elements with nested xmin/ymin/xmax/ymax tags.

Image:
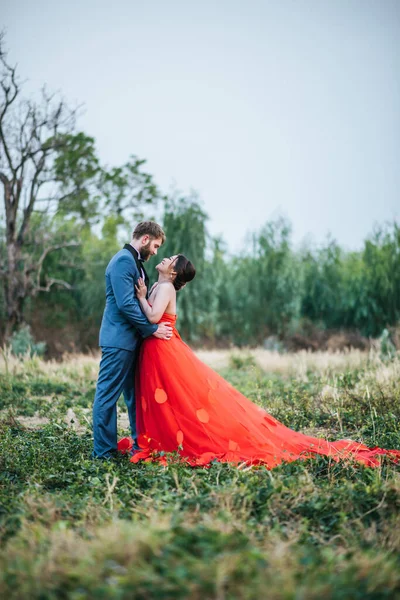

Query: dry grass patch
<box><xmin>196</xmin><ymin>348</ymin><xmax>369</xmax><ymax>377</ymax></box>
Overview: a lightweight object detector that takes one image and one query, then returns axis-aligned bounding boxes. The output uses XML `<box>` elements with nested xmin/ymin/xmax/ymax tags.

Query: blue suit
<box><xmin>92</xmin><ymin>246</ymin><xmax>157</xmax><ymax>458</ymax></box>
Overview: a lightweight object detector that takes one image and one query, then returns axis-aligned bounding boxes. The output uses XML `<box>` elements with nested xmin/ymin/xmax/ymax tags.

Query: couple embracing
<box><xmin>93</xmin><ymin>221</ymin><xmax>399</xmax><ymax>468</ymax></box>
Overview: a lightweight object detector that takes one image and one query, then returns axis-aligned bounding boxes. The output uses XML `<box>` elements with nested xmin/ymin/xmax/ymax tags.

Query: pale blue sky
<box><xmin>3</xmin><ymin>0</ymin><xmax>400</xmax><ymax>252</ymax></box>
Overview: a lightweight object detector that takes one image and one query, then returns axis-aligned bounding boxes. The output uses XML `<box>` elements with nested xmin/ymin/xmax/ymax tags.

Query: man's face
<box><xmin>140</xmin><ymin>236</ymin><xmax>163</xmax><ymax>261</ymax></box>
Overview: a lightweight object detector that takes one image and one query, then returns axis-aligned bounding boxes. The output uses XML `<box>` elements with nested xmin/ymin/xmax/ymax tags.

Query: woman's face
<box><xmin>156</xmin><ymin>255</ymin><xmax>178</xmax><ymax>275</ymax></box>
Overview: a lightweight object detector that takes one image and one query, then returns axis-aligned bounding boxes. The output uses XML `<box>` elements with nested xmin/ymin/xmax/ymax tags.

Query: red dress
<box><xmin>118</xmin><ymin>312</ymin><xmax>400</xmax><ymax>468</ymax></box>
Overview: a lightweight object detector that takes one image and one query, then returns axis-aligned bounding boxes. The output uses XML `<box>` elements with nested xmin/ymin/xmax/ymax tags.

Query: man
<box><xmin>92</xmin><ymin>221</ymin><xmax>172</xmax><ymax>459</ymax></box>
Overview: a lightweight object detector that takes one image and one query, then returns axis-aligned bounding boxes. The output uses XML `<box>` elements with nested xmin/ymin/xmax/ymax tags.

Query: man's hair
<box><xmin>132</xmin><ymin>221</ymin><xmax>166</xmax><ymax>244</ymax></box>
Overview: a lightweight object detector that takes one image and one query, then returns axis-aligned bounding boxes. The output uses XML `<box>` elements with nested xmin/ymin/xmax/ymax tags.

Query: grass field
<box><xmin>0</xmin><ymin>348</ymin><xmax>399</xmax><ymax>599</ymax></box>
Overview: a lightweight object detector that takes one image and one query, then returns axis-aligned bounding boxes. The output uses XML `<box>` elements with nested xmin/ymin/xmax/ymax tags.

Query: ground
<box><xmin>0</xmin><ymin>348</ymin><xmax>399</xmax><ymax>599</ymax></box>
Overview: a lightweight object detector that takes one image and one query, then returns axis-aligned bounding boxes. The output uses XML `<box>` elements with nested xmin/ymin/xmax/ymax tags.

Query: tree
<box><xmin>54</xmin><ymin>133</ymin><xmax>160</xmax><ymax>226</ymax></box>
<box><xmin>361</xmin><ymin>224</ymin><xmax>400</xmax><ymax>336</ymax></box>
<box><xmin>0</xmin><ymin>36</ymin><xmax>82</xmax><ymax>337</ymax></box>
<box><xmin>226</xmin><ymin>217</ymin><xmax>301</xmax><ymax>345</ymax></box>
<box><xmin>0</xmin><ymin>36</ymin><xmax>161</xmax><ymax>340</ymax></box>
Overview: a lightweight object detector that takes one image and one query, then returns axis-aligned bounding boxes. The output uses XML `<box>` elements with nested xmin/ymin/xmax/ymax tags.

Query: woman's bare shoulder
<box><xmin>151</xmin><ymin>281</ymin><xmax>175</xmax><ymax>298</ymax></box>
<box><xmin>157</xmin><ymin>281</ymin><xmax>176</xmax><ymax>294</ymax></box>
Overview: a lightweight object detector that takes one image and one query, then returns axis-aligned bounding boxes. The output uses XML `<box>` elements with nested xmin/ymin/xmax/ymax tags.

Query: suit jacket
<box><xmin>123</xmin><ymin>243</ymin><xmax>150</xmax><ymax>292</ymax></box>
<box><xmin>99</xmin><ymin>247</ymin><xmax>157</xmax><ymax>351</ymax></box>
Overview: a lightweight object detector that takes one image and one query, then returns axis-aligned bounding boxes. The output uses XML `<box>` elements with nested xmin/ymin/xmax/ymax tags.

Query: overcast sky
<box><xmin>3</xmin><ymin>0</ymin><xmax>400</xmax><ymax>252</ymax></box>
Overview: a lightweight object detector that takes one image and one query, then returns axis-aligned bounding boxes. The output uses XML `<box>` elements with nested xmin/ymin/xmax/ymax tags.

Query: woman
<box><xmin>118</xmin><ymin>254</ymin><xmax>399</xmax><ymax>468</ymax></box>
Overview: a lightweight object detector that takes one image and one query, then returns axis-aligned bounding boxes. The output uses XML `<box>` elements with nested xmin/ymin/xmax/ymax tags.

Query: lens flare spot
<box><xmin>141</xmin><ymin>396</ymin><xmax>147</xmax><ymax>412</ymax></box>
<box><xmin>196</xmin><ymin>408</ymin><xmax>209</xmax><ymax>423</ymax></box>
<box><xmin>154</xmin><ymin>388</ymin><xmax>168</xmax><ymax>404</ymax></box>
<box><xmin>177</xmin><ymin>430</ymin><xmax>184</xmax><ymax>445</ymax></box>
<box><xmin>229</xmin><ymin>440</ymin><xmax>239</xmax><ymax>451</ymax></box>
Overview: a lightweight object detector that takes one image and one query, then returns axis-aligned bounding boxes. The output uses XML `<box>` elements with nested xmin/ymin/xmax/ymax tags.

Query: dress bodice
<box><xmin>158</xmin><ymin>312</ymin><xmax>177</xmax><ymax>326</ymax></box>
<box><xmin>147</xmin><ymin>301</ymin><xmax>177</xmax><ymax>328</ymax></box>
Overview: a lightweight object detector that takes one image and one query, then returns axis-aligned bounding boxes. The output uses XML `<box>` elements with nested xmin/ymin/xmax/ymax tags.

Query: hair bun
<box><xmin>172</xmin><ymin>255</ymin><xmax>196</xmax><ymax>291</ymax></box>
<box><xmin>173</xmin><ymin>276</ymin><xmax>186</xmax><ymax>291</ymax></box>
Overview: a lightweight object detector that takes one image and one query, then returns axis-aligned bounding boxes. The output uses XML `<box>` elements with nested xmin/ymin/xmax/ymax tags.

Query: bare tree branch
<box><xmin>34</xmin><ymin>277</ymin><xmax>74</xmax><ymax>294</ymax></box>
<box><xmin>35</xmin><ymin>242</ymin><xmax>80</xmax><ymax>291</ymax></box>
<box><xmin>17</xmin><ymin>153</ymin><xmax>45</xmax><ymax>245</ymax></box>
<box><xmin>0</xmin><ymin>50</ymin><xmax>19</xmax><ymax>175</ymax></box>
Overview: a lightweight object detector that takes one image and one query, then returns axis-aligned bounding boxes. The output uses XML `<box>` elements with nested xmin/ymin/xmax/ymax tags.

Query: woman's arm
<box><xmin>136</xmin><ymin>280</ymin><xmax>174</xmax><ymax>323</ymax></box>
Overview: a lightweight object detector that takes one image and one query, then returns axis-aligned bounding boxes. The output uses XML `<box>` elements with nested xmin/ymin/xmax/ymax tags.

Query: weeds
<box><xmin>0</xmin><ymin>349</ymin><xmax>399</xmax><ymax>598</ymax></box>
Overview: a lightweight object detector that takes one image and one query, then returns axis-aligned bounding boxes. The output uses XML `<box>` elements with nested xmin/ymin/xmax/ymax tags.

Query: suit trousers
<box><xmin>92</xmin><ymin>346</ymin><xmax>140</xmax><ymax>458</ymax></box>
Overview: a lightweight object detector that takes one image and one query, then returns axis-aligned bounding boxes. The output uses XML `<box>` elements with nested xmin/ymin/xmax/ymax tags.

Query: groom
<box><xmin>92</xmin><ymin>221</ymin><xmax>173</xmax><ymax>459</ymax></box>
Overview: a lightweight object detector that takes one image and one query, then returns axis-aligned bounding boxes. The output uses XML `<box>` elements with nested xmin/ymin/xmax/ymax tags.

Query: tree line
<box><xmin>1</xmin><ymin>36</ymin><xmax>399</xmax><ymax>354</ymax></box>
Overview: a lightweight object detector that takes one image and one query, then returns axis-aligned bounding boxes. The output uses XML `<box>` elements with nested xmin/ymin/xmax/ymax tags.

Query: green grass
<box><xmin>0</xmin><ymin>351</ymin><xmax>399</xmax><ymax>599</ymax></box>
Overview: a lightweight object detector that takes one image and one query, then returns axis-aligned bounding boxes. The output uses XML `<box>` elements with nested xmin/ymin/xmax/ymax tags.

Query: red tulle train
<box><xmin>118</xmin><ymin>313</ymin><xmax>400</xmax><ymax>469</ymax></box>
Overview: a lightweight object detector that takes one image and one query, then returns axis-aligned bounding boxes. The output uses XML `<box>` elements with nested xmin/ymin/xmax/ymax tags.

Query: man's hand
<box><xmin>153</xmin><ymin>323</ymin><xmax>173</xmax><ymax>340</ymax></box>
<box><xmin>135</xmin><ymin>277</ymin><xmax>147</xmax><ymax>298</ymax></box>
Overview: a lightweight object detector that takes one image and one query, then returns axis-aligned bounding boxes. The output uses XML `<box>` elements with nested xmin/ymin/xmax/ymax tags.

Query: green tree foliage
<box><xmin>3</xmin><ymin>183</ymin><xmax>400</xmax><ymax>351</ymax></box>
<box><xmin>52</xmin><ymin>132</ymin><xmax>101</xmax><ymax>224</ymax></box>
<box><xmin>299</xmin><ymin>225</ymin><xmax>400</xmax><ymax>338</ymax></box>
<box><xmin>361</xmin><ymin>225</ymin><xmax>400</xmax><ymax>336</ymax></box>
<box><xmin>234</xmin><ymin>218</ymin><xmax>302</xmax><ymax>344</ymax></box>
<box><xmin>300</xmin><ymin>240</ymin><xmax>346</xmax><ymax>329</ymax></box>
<box><xmin>10</xmin><ymin>206</ymin><xmax>399</xmax><ymax>352</ymax></box>
<box><xmin>25</xmin><ymin>215</ymin><xmax>122</xmax><ymax>350</ymax></box>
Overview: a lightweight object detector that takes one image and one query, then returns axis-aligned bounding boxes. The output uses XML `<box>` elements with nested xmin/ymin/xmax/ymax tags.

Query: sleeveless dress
<box><xmin>118</xmin><ymin>312</ymin><xmax>400</xmax><ymax>468</ymax></box>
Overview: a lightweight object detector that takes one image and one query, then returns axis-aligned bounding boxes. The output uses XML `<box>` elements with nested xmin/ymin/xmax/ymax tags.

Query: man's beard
<box><xmin>140</xmin><ymin>242</ymin><xmax>152</xmax><ymax>261</ymax></box>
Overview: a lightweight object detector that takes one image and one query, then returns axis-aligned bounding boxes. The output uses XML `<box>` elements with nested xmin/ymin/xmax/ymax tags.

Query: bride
<box><xmin>118</xmin><ymin>254</ymin><xmax>399</xmax><ymax>468</ymax></box>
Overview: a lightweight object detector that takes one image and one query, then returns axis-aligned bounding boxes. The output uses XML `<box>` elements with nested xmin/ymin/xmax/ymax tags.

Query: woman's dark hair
<box><xmin>172</xmin><ymin>254</ymin><xmax>196</xmax><ymax>291</ymax></box>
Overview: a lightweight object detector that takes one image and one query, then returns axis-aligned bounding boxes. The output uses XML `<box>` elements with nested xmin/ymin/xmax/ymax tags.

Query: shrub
<box><xmin>9</xmin><ymin>326</ymin><xmax>46</xmax><ymax>358</ymax></box>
